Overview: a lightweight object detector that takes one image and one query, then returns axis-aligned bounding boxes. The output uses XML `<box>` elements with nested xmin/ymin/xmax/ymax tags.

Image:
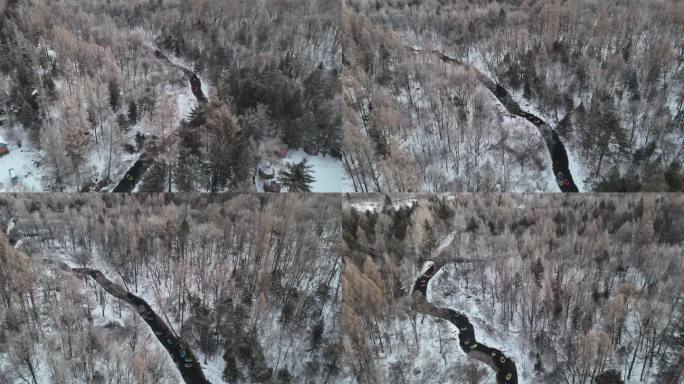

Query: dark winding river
<box><xmin>412</xmin><ymin>48</ymin><xmax>579</xmax><ymax>192</ymax></box>
<box><xmin>49</xmin><ymin>260</ymin><xmax>211</xmax><ymax>384</ymax></box>
<box><xmin>413</xmin><ymin>263</ymin><xmax>518</xmax><ymax>384</ymax></box>
<box><xmin>112</xmin><ymin>47</ymin><xmax>206</xmax><ymax>193</ymax></box>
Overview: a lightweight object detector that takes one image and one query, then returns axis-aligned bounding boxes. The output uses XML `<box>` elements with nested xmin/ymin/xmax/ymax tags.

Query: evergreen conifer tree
<box><xmin>277</xmin><ymin>159</ymin><xmax>315</xmax><ymax>192</ymax></box>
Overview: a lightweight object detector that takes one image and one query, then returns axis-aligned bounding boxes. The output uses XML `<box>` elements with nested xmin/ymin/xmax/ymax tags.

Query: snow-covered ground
<box><xmin>343</xmin><ymin>199</ymin><xmax>677</xmax><ymax>383</ymax></box>
<box><xmin>347</xmin><ymin>256</ymin><xmax>533</xmax><ymax>384</ymax></box>
<box><xmin>350</xmin><ymin>45</ymin><xmax>555</xmax><ymax>193</ymax></box>
<box><xmin>374</xmin><ymin>251</ymin><xmax>662</xmax><ymax>384</ymax></box>
<box><xmin>1</xmin><ymin>41</ymin><xmax>199</xmax><ymax>192</ymax></box>
<box><xmin>565</xmin><ymin>143</ymin><xmax>589</xmax><ymax>192</ymax></box>
<box><xmin>497</xmin><ymin>110</ymin><xmax>558</xmax><ymax>193</ymax></box>
<box><xmin>175</xmin><ymin>90</ymin><xmax>197</xmax><ymax>122</ymax></box>
<box><xmin>0</xmin><ymin>345</ymin><xmax>60</xmax><ymax>384</ymax></box>
<box><xmin>3</xmin><ymin>38</ymin><xmax>345</xmax><ymax>193</ymax></box>
<box><xmin>420</xmin><ymin>264</ymin><xmax>533</xmax><ymax>383</ymax></box>
<box><xmin>162</xmin><ymin>51</ymin><xmax>347</xmax><ymax>193</ymax></box>
<box><xmin>0</xmin><ymin>129</ymin><xmax>45</xmax><ymax>191</ymax></box>
<box><xmin>342</xmin><ymin>171</ymin><xmax>356</xmax><ymax>192</ymax></box>
<box><xmin>257</xmin><ymin>149</ymin><xmax>343</xmax><ymax>192</ymax></box>
<box><xmin>368</xmin><ymin>230</ymin><xmax>534</xmax><ymax>382</ymax></box>
<box><xmin>0</xmin><ymin>240</ymin><xmax>183</xmax><ymax>384</ymax></box>
<box><xmin>44</xmin><ymin>248</ymin><xmax>219</xmax><ymax>384</ymax></box>
<box><xmin>28</xmin><ymin>218</ymin><xmax>342</xmax><ymax>384</ymax></box>
<box><xmin>348</xmin><ymin>196</ymin><xmax>418</xmax><ymax>213</ymax></box>
<box><xmin>282</xmin><ymin>150</ymin><xmax>342</xmax><ymax>192</ymax></box>
<box><xmin>440</xmin><ymin>45</ymin><xmax>589</xmax><ymax>193</ymax></box>
<box><xmin>464</xmin><ymin>53</ymin><xmax>587</xmax><ymax>193</ymax></box>
<box><xmin>168</xmin><ymin>59</ymin><xmax>210</xmax><ymax>103</ymax></box>
<box><xmin>507</xmin><ymin>88</ymin><xmax>589</xmax><ymax>192</ymax></box>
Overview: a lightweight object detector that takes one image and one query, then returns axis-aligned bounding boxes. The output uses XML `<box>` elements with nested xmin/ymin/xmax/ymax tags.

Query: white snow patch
<box><xmin>198</xmin><ymin>353</ymin><xmax>228</xmax><ymax>384</ymax></box>
<box><xmin>565</xmin><ymin>144</ymin><xmax>589</xmax><ymax>192</ymax></box>
<box><xmin>176</xmin><ymin>90</ymin><xmax>197</xmax><ymax>121</ymax></box>
<box><xmin>0</xmin><ymin>127</ymin><xmax>44</xmax><ymax>191</ymax></box>
<box><xmin>259</xmin><ymin>149</ymin><xmax>342</xmax><ymax>192</ymax></box>
<box><xmin>349</xmin><ymin>196</ymin><xmax>419</xmax><ymax>213</ymax></box>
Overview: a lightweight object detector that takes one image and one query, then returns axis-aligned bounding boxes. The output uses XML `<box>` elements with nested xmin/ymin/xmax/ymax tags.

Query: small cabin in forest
<box><xmin>304</xmin><ymin>144</ymin><xmax>319</xmax><ymax>156</ymax></box>
<box><xmin>258</xmin><ymin>161</ymin><xmax>275</xmax><ymax>180</ymax></box>
<box><xmin>263</xmin><ymin>180</ymin><xmax>281</xmax><ymax>193</ymax></box>
<box><xmin>274</xmin><ymin>146</ymin><xmax>288</xmax><ymax>159</ymax></box>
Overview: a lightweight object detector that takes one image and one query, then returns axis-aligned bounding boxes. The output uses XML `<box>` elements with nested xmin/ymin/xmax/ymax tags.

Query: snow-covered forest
<box><xmin>0</xmin><ymin>193</ymin><xmax>345</xmax><ymax>383</ymax></box>
<box><xmin>343</xmin><ymin>194</ymin><xmax>684</xmax><ymax>383</ymax></box>
<box><xmin>343</xmin><ymin>0</ymin><xmax>684</xmax><ymax>192</ymax></box>
<box><xmin>2</xmin><ymin>1</ymin><xmax>684</xmax><ymax>383</ymax></box>
<box><xmin>0</xmin><ymin>0</ymin><xmax>342</xmax><ymax>192</ymax></box>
